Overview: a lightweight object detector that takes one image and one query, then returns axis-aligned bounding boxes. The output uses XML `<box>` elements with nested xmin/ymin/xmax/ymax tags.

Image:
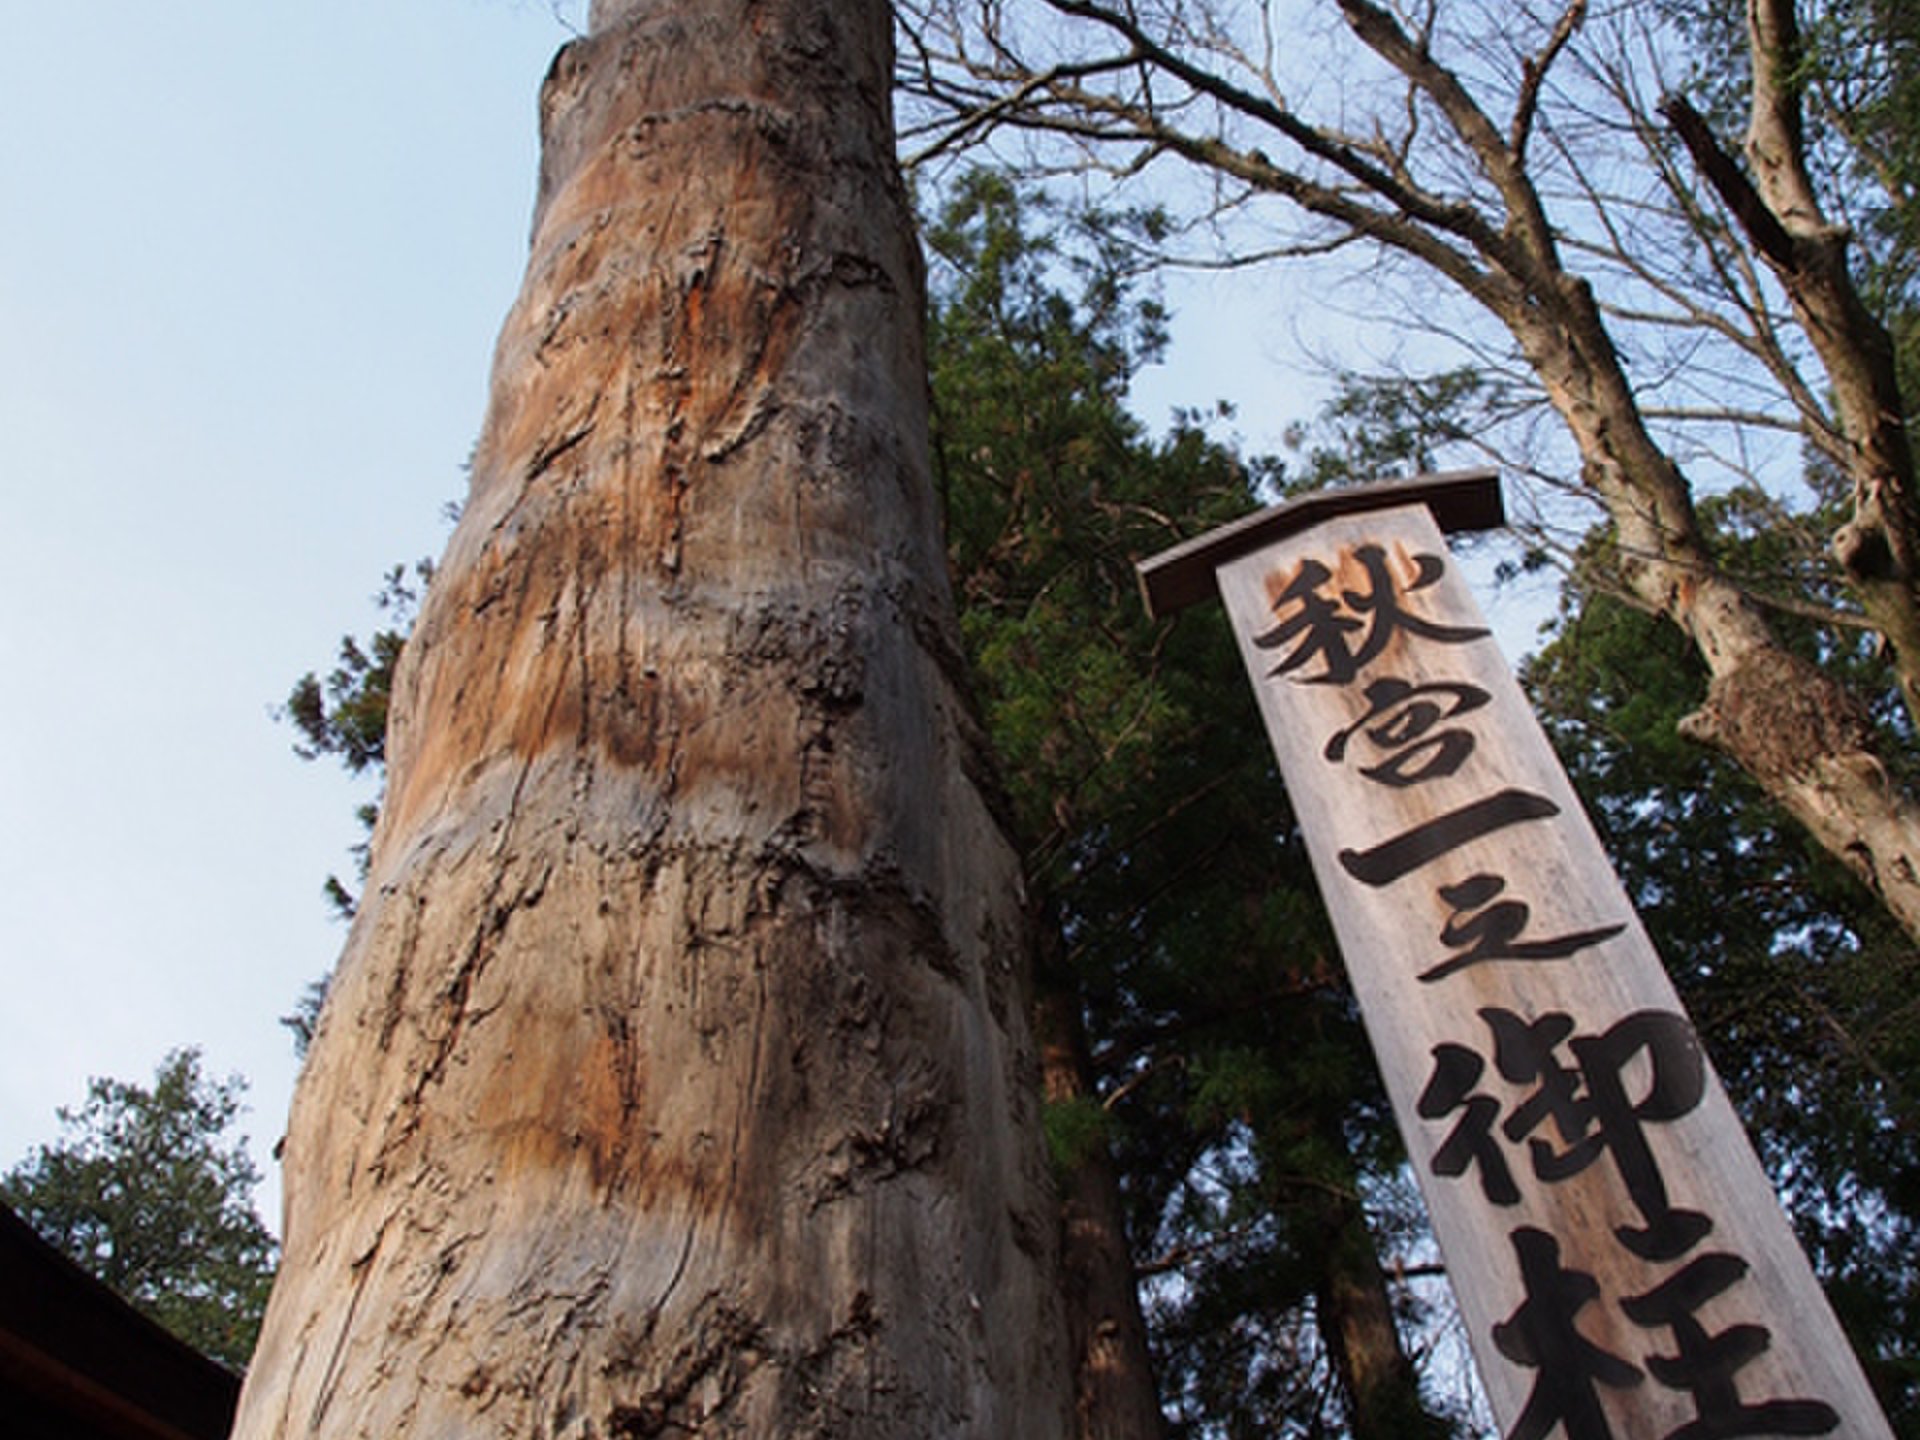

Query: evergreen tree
<box><xmin>281</xmin><ymin>560</ymin><xmax>426</xmax><ymax>920</ymax></box>
<box><xmin>1</xmin><ymin>1048</ymin><xmax>278</xmax><ymax>1370</ymax></box>
<box><xmin>927</xmin><ymin>171</ymin><xmax>1459</xmax><ymax>1439</ymax></box>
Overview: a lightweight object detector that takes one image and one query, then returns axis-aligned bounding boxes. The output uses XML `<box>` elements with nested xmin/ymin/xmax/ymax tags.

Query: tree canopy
<box><xmin>1</xmin><ymin>1048</ymin><xmax>277</xmax><ymax>1370</ymax></box>
<box><xmin>897</xmin><ymin>0</ymin><xmax>1920</xmax><ymax>955</ymax></box>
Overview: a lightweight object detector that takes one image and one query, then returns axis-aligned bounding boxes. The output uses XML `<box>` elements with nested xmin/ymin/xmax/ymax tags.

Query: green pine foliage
<box><xmin>1</xmin><ymin>1049</ymin><xmax>278</xmax><ymax>1370</ymax></box>
<box><xmin>927</xmin><ymin>171</ymin><xmax>1460</xmax><ymax>1439</ymax></box>
<box><xmin>281</xmin><ymin>560</ymin><xmax>428</xmax><ymax>918</ymax></box>
<box><xmin>282</xmin><ymin>562</ymin><xmax>423</xmax><ymax>778</ymax></box>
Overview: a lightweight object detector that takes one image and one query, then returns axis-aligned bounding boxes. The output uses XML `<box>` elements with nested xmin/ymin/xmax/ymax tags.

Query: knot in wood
<box><xmin>1689</xmin><ymin>645</ymin><xmax>1874</xmax><ymax>780</ymax></box>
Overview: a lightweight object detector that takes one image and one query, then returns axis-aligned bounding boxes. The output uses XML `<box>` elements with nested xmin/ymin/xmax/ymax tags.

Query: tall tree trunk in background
<box><xmin>232</xmin><ymin>2</ymin><xmax>1073</xmax><ymax>1434</ymax></box>
<box><xmin>1034</xmin><ymin>968</ymin><xmax>1166</xmax><ymax>1440</ymax></box>
<box><xmin>1302</xmin><ymin>1126</ymin><xmax>1446</xmax><ymax>1440</ymax></box>
<box><xmin>1668</xmin><ymin>0</ymin><xmax>1920</xmax><ymax>725</ymax></box>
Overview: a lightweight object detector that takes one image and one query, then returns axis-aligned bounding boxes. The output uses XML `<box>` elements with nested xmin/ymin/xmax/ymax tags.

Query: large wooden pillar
<box><xmin>232</xmin><ymin>5</ymin><xmax>1072</xmax><ymax>1434</ymax></box>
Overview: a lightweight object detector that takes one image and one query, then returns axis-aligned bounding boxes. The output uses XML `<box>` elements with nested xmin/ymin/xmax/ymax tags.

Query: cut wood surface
<box><xmin>1215</xmin><ymin>501</ymin><xmax>1890</xmax><ymax>1440</ymax></box>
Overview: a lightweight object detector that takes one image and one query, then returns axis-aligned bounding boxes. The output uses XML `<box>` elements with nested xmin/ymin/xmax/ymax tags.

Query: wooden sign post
<box><xmin>1139</xmin><ymin>471</ymin><xmax>1892</xmax><ymax>1440</ymax></box>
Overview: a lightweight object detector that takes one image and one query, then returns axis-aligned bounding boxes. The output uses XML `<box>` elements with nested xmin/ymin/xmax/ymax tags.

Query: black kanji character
<box><xmin>1323</xmin><ymin>675</ymin><xmax>1492</xmax><ymax>786</ymax></box>
<box><xmin>1252</xmin><ymin>544</ymin><xmax>1489</xmax><ymax>686</ymax></box>
<box><xmin>1419</xmin><ymin>873</ymin><xmax>1629</xmax><ymax>983</ymax></box>
<box><xmin>1418</xmin><ymin>1041</ymin><xmax>1521</xmax><ymax>1204</ymax></box>
<box><xmin>1493</xmin><ymin>1227</ymin><xmax>1643</xmax><ymax>1440</ymax></box>
<box><xmin>1338</xmin><ymin>789</ymin><xmax>1560</xmax><ymax>888</ymax></box>
<box><xmin>1487</xmin><ymin>1007</ymin><xmax>1713</xmax><ymax>1262</ymax></box>
<box><xmin>1622</xmin><ymin>1251</ymin><xmax>1840</xmax><ymax>1440</ymax></box>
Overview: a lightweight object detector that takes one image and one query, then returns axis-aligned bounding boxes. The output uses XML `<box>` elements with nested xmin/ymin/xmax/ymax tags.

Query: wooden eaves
<box><xmin>0</xmin><ymin>1204</ymin><xmax>240</xmax><ymax>1440</ymax></box>
<box><xmin>1135</xmin><ymin>468</ymin><xmax>1505</xmax><ymax>619</ymax></box>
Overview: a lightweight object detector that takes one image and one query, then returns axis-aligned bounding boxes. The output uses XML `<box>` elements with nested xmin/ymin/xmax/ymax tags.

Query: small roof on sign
<box><xmin>1134</xmin><ymin>468</ymin><xmax>1505</xmax><ymax>619</ymax></box>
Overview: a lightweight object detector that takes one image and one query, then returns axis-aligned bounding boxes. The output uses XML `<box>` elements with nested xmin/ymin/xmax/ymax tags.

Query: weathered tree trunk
<box><xmin>1033</xmin><ymin>973</ymin><xmax>1166</xmax><ymax>1440</ymax></box>
<box><xmin>1498</xmin><ymin>272</ymin><xmax>1920</xmax><ymax>944</ymax></box>
<box><xmin>231</xmin><ymin>3</ymin><xmax>1074</xmax><ymax>1435</ymax></box>
<box><xmin>1658</xmin><ymin>0</ymin><xmax>1920</xmax><ymax>728</ymax></box>
<box><xmin>1301</xmin><ymin>1152</ymin><xmax>1446</xmax><ymax>1440</ymax></box>
<box><xmin>1741</xmin><ymin>0</ymin><xmax>1920</xmax><ymax>718</ymax></box>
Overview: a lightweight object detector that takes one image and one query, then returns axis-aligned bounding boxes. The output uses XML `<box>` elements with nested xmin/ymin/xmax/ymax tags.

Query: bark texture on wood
<box><xmin>1034</xmin><ymin>979</ymin><xmax>1166</xmax><ymax>1440</ymax></box>
<box><xmin>232</xmin><ymin>4</ymin><xmax>1072</xmax><ymax>1435</ymax></box>
<box><xmin>1303</xmin><ymin>1134</ymin><xmax>1446</xmax><ymax>1440</ymax></box>
<box><xmin>1499</xmin><ymin>265</ymin><xmax>1920</xmax><ymax>944</ymax></box>
<box><xmin>1660</xmin><ymin>0</ymin><xmax>1920</xmax><ymax>725</ymax></box>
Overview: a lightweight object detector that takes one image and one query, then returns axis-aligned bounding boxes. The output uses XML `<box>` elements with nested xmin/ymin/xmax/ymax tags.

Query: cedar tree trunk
<box><xmin>1034</xmin><ymin>977</ymin><xmax>1166</xmax><ymax>1440</ymax></box>
<box><xmin>1302</xmin><ymin>1148</ymin><xmax>1446</xmax><ymax>1440</ymax></box>
<box><xmin>232</xmin><ymin>3</ymin><xmax>1073</xmax><ymax>1435</ymax></box>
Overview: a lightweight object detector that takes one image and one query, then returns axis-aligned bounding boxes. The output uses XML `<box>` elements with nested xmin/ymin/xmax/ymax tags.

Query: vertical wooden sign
<box><xmin>1143</xmin><ymin>477</ymin><xmax>1891</xmax><ymax>1440</ymax></box>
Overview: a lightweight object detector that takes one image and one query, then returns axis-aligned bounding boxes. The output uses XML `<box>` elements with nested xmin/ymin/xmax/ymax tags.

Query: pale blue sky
<box><xmin>0</xmin><ymin>1</ymin><xmax>583</xmax><ymax>1215</ymax></box>
<box><xmin>0</xmin><ymin>1</ymin><xmax>1533</xmax><ymax>1230</ymax></box>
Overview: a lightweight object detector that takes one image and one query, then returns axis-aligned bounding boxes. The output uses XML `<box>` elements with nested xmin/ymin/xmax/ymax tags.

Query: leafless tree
<box><xmin>896</xmin><ymin>0</ymin><xmax>1920</xmax><ymax>943</ymax></box>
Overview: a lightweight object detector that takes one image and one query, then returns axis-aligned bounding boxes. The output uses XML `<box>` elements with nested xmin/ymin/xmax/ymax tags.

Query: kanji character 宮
<box><xmin>1323</xmin><ymin>675</ymin><xmax>1492</xmax><ymax>786</ymax></box>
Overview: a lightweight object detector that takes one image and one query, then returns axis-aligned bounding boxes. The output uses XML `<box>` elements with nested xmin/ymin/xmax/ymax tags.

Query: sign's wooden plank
<box><xmin>1135</xmin><ymin>468</ymin><xmax>1503</xmax><ymax>619</ymax></box>
<box><xmin>1211</xmin><ymin>502</ymin><xmax>1890</xmax><ymax>1440</ymax></box>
